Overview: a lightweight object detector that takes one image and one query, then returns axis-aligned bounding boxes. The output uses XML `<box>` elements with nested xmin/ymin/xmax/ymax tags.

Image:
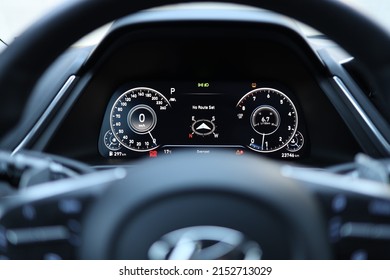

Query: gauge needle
<box><xmin>261</xmin><ymin>134</ymin><xmax>265</xmax><ymax>150</ymax></box>
<box><xmin>148</xmin><ymin>131</ymin><xmax>156</xmax><ymax>145</ymax></box>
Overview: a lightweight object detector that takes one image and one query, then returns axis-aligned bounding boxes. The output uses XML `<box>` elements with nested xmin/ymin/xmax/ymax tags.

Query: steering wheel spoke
<box><xmin>283</xmin><ymin>165</ymin><xmax>390</xmax><ymax>259</ymax></box>
<box><xmin>0</xmin><ymin>161</ymin><xmax>125</xmax><ymax>260</ymax></box>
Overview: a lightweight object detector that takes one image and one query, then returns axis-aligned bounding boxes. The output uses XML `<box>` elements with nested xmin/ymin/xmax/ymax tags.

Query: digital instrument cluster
<box><xmin>98</xmin><ymin>82</ymin><xmax>308</xmax><ymax>160</ymax></box>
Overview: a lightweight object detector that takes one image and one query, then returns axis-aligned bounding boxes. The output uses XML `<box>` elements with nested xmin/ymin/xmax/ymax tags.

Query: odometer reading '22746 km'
<box><xmin>236</xmin><ymin>88</ymin><xmax>298</xmax><ymax>153</ymax></box>
<box><xmin>110</xmin><ymin>87</ymin><xmax>171</xmax><ymax>152</ymax></box>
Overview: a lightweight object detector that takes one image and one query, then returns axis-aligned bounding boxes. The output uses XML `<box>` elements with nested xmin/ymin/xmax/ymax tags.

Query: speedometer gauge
<box><xmin>110</xmin><ymin>87</ymin><xmax>170</xmax><ymax>152</ymax></box>
<box><xmin>237</xmin><ymin>88</ymin><xmax>298</xmax><ymax>153</ymax></box>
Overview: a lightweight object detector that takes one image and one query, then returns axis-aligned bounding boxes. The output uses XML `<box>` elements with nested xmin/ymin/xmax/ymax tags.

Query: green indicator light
<box><xmin>197</xmin><ymin>83</ymin><xmax>210</xmax><ymax>88</ymax></box>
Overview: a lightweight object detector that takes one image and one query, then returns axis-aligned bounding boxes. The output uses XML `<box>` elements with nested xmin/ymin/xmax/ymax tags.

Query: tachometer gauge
<box><xmin>237</xmin><ymin>88</ymin><xmax>298</xmax><ymax>153</ymax></box>
<box><xmin>110</xmin><ymin>87</ymin><xmax>170</xmax><ymax>152</ymax></box>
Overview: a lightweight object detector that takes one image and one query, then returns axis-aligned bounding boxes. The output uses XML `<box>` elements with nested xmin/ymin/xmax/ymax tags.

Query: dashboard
<box><xmin>27</xmin><ymin>10</ymin><xmax>363</xmax><ymax>167</ymax></box>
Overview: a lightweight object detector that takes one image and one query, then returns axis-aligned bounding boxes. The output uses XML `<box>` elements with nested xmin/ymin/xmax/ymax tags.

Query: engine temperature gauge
<box><xmin>286</xmin><ymin>131</ymin><xmax>304</xmax><ymax>152</ymax></box>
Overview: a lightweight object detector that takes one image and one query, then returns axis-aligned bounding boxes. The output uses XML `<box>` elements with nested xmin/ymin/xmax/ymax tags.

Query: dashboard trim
<box><xmin>12</xmin><ymin>75</ymin><xmax>77</xmax><ymax>156</ymax></box>
<box><xmin>333</xmin><ymin>76</ymin><xmax>390</xmax><ymax>154</ymax></box>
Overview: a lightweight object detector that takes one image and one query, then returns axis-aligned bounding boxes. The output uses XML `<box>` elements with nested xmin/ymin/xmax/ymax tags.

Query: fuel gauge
<box><xmin>104</xmin><ymin>130</ymin><xmax>121</xmax><ymax>151</ymax></box>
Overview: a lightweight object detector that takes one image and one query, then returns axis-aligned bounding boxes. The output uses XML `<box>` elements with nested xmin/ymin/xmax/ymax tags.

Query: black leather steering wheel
<box><xmin>0</xmin><ymin>0</ymin><xmax>389</xmax><ymax>260</ymax></box>
<box><xmin>81</xmin><ymin>152</ymin><xmax>330</xmax><ymax>259</ymax></box>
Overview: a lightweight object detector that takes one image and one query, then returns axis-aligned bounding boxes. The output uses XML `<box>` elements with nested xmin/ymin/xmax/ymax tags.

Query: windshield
<box><xmin>0</xmin><ymin>0</ymin><xmax>389</xmax><ymax>49</ymax></box>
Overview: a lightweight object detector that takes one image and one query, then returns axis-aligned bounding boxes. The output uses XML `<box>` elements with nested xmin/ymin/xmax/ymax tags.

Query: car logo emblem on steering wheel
<box><xmin>148</xmin><ymin>226</ymin><xmax>262</xmax><ymax>260</ymax></box>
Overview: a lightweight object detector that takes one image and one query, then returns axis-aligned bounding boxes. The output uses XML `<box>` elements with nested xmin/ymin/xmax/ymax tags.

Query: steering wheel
<box><xmin>0</xmin><ymin>0</ymin><xmax>389</xmax><ymax>259</ymax></box>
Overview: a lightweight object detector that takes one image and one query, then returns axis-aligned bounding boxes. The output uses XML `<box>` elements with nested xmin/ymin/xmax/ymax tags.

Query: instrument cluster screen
<box><xmin>98</xmin><ymin>81</ymin><xmax>308</xmax><ymax>161</ymax></box>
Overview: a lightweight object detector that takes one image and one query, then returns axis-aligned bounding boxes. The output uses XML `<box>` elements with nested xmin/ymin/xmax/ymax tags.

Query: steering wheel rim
<box><xmin>1</xmin><ymin>0</ymin><xmax>390</xmax><ymax>148</ymax></box>
<box><xmin>80</xmin><ymin>152</ymin><xmax>330</xmax><ymax>259</ymax></box>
